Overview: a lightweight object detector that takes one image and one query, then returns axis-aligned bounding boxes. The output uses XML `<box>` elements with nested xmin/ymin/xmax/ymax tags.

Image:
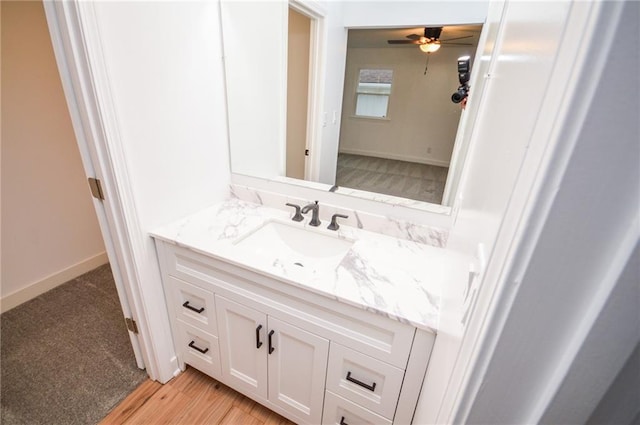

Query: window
<box><xmin>355</xmin><ymin>69</ymin><xmax>393</xmax><ymax>118</ymax></box>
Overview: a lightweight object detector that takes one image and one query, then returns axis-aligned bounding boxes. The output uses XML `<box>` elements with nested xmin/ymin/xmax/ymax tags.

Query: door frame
<box><xmin>288</xmin><ymin>0</ymin><xmax>326</xmax><ymax>182</ymax></box>
<box><xmin>43</xmin><ymin>1</ymin><xmax>175</xmax><ymax>382</ymax></box>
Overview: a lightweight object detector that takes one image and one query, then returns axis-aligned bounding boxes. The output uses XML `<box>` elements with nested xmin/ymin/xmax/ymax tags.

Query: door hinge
<box><xmin>88</xmin><ymin>177</ymin><xmax>105</xmax><ymax>200</ymax></box>
<box><xmin>305</xmin><ymin>149</ymin><xmax>310</xmax><ymax>156</ymax></box>
<box><xmin>125</xmin><ymin>317</ymin><xmax>139</xmax><ymax>334</ymax></box>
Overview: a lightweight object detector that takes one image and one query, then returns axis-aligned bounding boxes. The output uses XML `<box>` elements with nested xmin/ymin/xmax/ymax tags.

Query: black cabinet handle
<box><xmin>256</xmin><ymin>324</ymin><xmax>263</xmax><ymax>349</ymax></box>
<box><xmin>188</xmin><ymin>341</ymin><xmax>209</xmax><ymax>354</ymax></box>
<box><xmin>340</xmin><ymin>416</ymin><xmax>348</xmax><ymax>425</ymax></box>
<box><xmin>268</xmin><ymin>330</ymin><xmax>275</xmax><ymax>354</ymax></box>
<box><xmin>346</xmin><ymin>371</ymin><xmax>376</xmax><ymax>392</ymax></box>
<box><xmin>182</xmin><ymin>301</ymin><xmax>204</xmax><ymax>314</ymax></box>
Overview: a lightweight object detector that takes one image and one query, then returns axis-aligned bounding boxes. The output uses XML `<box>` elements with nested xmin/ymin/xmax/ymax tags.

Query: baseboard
<box><xmin>338</xmin><ymin>148</ymin><xmax>450</xmax><ymax>168</ymax></box>
<box><xmin>0</xmin><ymin>252</ymin><xmax>109</xmax><ymax>314</ymax></box>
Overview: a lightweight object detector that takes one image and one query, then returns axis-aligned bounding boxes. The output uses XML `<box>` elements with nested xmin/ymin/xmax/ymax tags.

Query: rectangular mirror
<box><xmin>221</xmin><ymin>1</ymin><xmax>489</xmax><ymax>212</ymax></box>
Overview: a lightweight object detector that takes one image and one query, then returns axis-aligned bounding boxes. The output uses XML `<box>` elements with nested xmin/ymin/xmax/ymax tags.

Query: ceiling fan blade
<box><xmin>440</xmin><ymin>35</ymin><xmax>474</xmax><ymax>42</ymax></box>
<box><xmin>387</xmin><ymin>40</ymin><xmax>422</xmax><ymax>45</ymax></box>
<box><xmin>440</xmin><ymin>42</ymin><xmax>474</xmax><ymax>46</ymax></box>
<box><xmin>406</xmin><ymin>34</ymin><xmax>422</xmax><ymax>40</ymax></box>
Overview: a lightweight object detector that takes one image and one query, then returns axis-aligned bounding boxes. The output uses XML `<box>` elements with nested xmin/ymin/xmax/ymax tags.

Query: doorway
<box><xmin>0</xmin><ymin>1</ymin><xmax>145</xmax><ymax>422</ymax></box>
<box><xmin>286</xmin><ymin>7</ymin><xmax>311</xmax><ymax>180</ymax></box>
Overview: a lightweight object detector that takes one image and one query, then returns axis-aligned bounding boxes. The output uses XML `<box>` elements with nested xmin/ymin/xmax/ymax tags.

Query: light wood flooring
<box><xmin>100</xmin><ymin>367</ymin><xmax>295</xmax><ymax>425</ymax></box>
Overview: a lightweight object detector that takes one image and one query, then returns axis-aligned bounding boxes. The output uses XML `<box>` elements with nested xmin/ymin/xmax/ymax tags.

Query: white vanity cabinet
<box><xmin>154</xmin><ymin>239</ymin><xmax>436</xmax><ymax>425</ymax></box>
<box><xmin>216</xmin><ymin>294</ymin><xmax>329</xmax><ymax>424</ymax></box>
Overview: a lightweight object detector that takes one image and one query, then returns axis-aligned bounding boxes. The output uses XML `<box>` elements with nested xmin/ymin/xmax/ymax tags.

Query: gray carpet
<box><xmin>1</xmin><ymin>264</ymin><xmax>148</xmax><ymax>425</ymax></box>
<box><xmin>336</xmin><ymin>153</ymin><xmax>448</xmax><ymax>204</ymax></box>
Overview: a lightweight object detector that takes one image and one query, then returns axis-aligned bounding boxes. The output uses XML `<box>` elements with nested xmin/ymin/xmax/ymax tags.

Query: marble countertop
<box><xmin>150</xmin><ymin>199</ymin><xmax>470</xmax><ymax>333</ymax></box>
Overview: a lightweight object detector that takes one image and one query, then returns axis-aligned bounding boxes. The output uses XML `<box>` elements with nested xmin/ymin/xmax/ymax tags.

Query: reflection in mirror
<box><xmin>353</xmin><ymin>69</ymin><xmax>393</xmax><ymax>119</ymax></box>
<box><xmin>335</xmin><ymin>25</ymin><xmax>481</xmax><ymax>205</ymax></box>
<box><xmin>221</xmin><ymin>0</ymin><xmax>488</xmax><ymax>212</ymax></box>
<box><xmin>286</xmin><ymin>7</ymin><xmax>311</xmax><ymax>180</ymax></box>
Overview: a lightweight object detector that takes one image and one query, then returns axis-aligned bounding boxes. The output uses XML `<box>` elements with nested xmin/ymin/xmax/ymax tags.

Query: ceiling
<box><xmin>347</xmin><ymin>24</ymin><xmax>483</xmax><ymax>49</ymax></box>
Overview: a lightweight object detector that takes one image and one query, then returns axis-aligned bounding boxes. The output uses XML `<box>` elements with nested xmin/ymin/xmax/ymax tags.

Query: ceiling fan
<box><xmin>387</xmin><ymin>27</ymin><xmax>473</xmax><ymax>53</ymax></box>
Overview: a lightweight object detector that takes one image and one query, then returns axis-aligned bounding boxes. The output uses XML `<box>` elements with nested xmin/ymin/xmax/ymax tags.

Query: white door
<box><xmin>43</xmin><ymin>2</ymin><xmax>146</xmax><ymax>370</ymax></box>
<box><xmin>215</xmin><ymin>295</ymin><xmax>268</xmax><ymax>400</ymax></box>
<box><xmin>268</xmin><ymin>316</ymin><xmax>329</xmax><ymax>424</ymax></box>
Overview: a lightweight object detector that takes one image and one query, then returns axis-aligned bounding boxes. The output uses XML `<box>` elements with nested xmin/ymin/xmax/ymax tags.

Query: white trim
<box><xmin>338</xmin><ymin>147</ymin><xmax>450</xmax><ymax>168</ymax></box>
<box><xmin>74</xmin><ymin>1</ymin><xmax>165</xmax><ymax>379</ymax></box>
<box><xmin>43</xmin><ymin>1</ymin><xmax>177</xmax><ymax>382</ymax></box>
<box><xmin>278</xmin><ymin>2</ymin><xmax>289</xmax><ymax>177</ymax></box>
<box><xmin>1</xmin><ymin>252</ymin><xmax>109</xmax><ymax>314</ymax></box>
<box><xmin>43</xmin><ymin>2</ymin><xmax>146</xmax><ymax>370</ymax></box>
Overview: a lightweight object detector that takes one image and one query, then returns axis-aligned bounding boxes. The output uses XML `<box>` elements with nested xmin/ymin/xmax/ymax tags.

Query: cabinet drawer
<box><xmin>326</xmin><ymin>343</ymin><xmax>404</xmax><ymax>419</ymax></box>
<box><xmin>176</xmin><ymin>320</ymin><xmax>221</xmax><ymax>379</ymax></box>
<box><xmin>167</xmin><ymin>276</ymin><xmax>217</xmax><ymax>336</ymax></box>
<box><xmin>322</xmin><ymin>391</ymin><xmax>392</xmax><ymax>425</ymax></box>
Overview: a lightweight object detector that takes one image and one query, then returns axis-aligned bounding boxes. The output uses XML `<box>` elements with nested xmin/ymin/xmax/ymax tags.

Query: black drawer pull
<box><xmin>188</xmin><ymin>341</ymin><xmax>209</xmax><ymax>354</ymax></box>
<box><xmin>256</xmin><ymin>324</ymin><xmax>263</xmax><ymax>349</ymax></box>
<box><xmin>346</xmin><ymin>371</ymin><xmax>376</xmax><ymax>392</ymax></box>
<box><xmin>268</xmin><ymin>330</ymin><xmax>275</xmax><ymax>354</ymax></box>
<box><xmin>340</xmin><ymin>416</ymin><xmax>348</xmax><ymax>425</ymax></box>
<box><xmin>182</xmin><ymin>301</ymin><xmax>204</xmax><ymax>314</ymax></box>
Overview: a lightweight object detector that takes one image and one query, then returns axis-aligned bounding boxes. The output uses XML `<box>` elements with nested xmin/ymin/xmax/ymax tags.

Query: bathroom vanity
<box><xmin>149</xmin><ymin>3</ymin><xmax>480</xmax><ymax>420</ymax></box>
<box><xmin>151</xmin><ymin>198</ymin><xmax>469</xmax><ymax>425</ymax></box>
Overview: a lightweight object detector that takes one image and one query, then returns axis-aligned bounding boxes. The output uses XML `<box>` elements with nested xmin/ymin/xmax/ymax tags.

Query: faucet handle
<box><xmin>285</xmin><ymin>203</ymin><xmax>304</xmax><ymax>222</ymax></box>
<box><xmin>327</xmin><ymin>214</ymin><xmax>349</xmax><ymax>231</ymax></box>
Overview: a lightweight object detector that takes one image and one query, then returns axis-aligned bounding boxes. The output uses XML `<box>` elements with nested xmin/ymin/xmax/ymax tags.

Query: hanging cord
<box><xmin>424</xmin><ymin>53</ymin><xmax>430</xmax><ymax>75</ymax></box>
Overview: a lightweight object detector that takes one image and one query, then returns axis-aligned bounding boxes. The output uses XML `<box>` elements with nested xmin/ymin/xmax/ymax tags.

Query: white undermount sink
<box><xmin>234</xmin><ymin>220</ymin><xmax>354</xmax><ymax>273</ymax></box>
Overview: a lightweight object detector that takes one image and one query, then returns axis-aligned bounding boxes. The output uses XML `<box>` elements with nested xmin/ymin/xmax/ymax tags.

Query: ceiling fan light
<box><xmin>419</xmin><ymin>43</ymin><xmax>441</xmax><ymax>53</ymax></box>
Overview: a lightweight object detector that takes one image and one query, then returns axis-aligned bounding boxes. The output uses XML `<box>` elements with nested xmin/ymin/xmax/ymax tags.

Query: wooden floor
<box><xmin>100</xmin><ymin>367</ymin><xmax>295</xmax><ymax>425</ymax></box>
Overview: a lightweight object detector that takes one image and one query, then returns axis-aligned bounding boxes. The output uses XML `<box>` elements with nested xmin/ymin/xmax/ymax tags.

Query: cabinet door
<box><xmin>268</xmin><ymin>316</ymin><xmax>329</xmax><ymax>425</ymax></box>
<box><xmin>215</xmin><ymin>295</ymin><xmax>268</xmax><ymax>400</ymax></box>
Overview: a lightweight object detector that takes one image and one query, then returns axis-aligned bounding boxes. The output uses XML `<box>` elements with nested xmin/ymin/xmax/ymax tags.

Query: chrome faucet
<box><xmin>301</xmin><ymin>201</ymin><xmax>321</xmax><ymax>226</ymax></box>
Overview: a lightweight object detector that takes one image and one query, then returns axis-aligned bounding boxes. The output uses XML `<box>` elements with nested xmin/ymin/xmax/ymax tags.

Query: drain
<box><xmin>293</xmin><ymin>262</ymin><xmax>304</xmax><ymax>267</ymax></box>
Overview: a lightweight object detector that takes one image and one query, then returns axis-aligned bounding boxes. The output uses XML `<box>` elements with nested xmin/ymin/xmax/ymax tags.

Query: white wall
<box><xmin>90</xmin><ymin>1</ymin><xmax>231</xmax><ymax>381</ymax></box>
<box><xmin>222</xmin><ymin>0</ymin><xmax>287</xmax><ymax>178</ymax></box>
<box><xmin>339</xmin><ymin>46</ymin><xmax>469</xmax><ymax>167</ymax></box>
<box><xmin>316</xmin><ymin>0</ymin><xmax>346</xmax><ymax>184</ymax></box>
<box><xmin>460</xmin><ymin>1</ymin><xmax>639</xmax><ymax>421</ymax></box>
<box><xmin>417</xmin><ymin>0</ymin><xmax>580</xmax><ymax>419</ymax></box>
<box><xmin>1</xmin><ymin>1</ymin><xmax>106</xmax><ymax>311</ymax></box>
<box><xmin>45</xmin><ymin>0</ymin><xmax>231</xmax><ymax>381</ymax></box>
<box><xmin>417</xmin><ymin>1</ymin><xmax>639</xmax><ymax>423</ymax></box>
<box><xmin>341</xmin><ymin>1</ymin><xmax>488</xmax><ymax>28</ymax></box>
<box><xmin>586</xmin><ymin>342</ymin><xmax>640</xmax><ymax>425</ymax></box>
<box><xmin>90</xmin><ymin>2</ymin><xmax>230</xmax><ymax>230</ymax></box>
